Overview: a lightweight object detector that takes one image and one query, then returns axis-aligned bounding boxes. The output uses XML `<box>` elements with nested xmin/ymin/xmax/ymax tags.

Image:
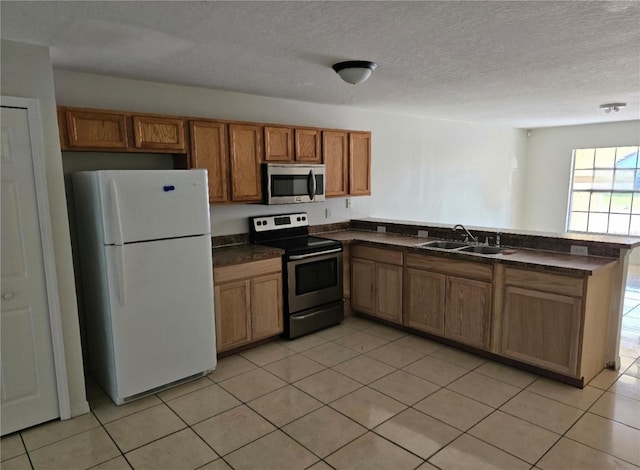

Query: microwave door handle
<box><xmin>307</xmin><ymin>169</ymin><xmax>316</xmax><ymax>200</ymax></box>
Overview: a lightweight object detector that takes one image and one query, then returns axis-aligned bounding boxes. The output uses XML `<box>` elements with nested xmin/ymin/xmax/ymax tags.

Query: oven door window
<box><xmin>271</xmin><ymin>174</ymin><xmax>324</xmax><ymax>197</ymax></box>
<box><xmin>295</xmin><ymin>257</ymin><xmax>337</xmax><ymax>295</ymax></box>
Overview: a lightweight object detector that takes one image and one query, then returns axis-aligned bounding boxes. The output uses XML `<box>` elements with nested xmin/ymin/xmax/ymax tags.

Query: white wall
<box><xmin>53</xmin><ymin>70</ymin><xmax>526</xmax><ymax>235</ymax></box>
<box><xmin>1</xmin><ymin>40</ymin><xmax>88</xmax><ymax>416</ymax></box>
<box><xmin>522</xmin><ymin>121</ymin><xmax>640</xmax><ymax>233</ymax></box>
<box><xmin>369</xmin><ymin>119</ymin><xmax>527</xmax><ymax>229</ymax></box>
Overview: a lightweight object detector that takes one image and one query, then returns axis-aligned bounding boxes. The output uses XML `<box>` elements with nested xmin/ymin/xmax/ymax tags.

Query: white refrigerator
<box><xmin>73</xmin><ymin>170</ymin><xmax>216</xmax><ymax>405</ymax></box>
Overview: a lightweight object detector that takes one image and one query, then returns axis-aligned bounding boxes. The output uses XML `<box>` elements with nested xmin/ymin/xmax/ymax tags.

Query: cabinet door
<box><xmin>190</xmin><ymin>121</ymin><xmax>229</xmax><ymax>203</ymax></box>
<box><xmin>323</xmin><ymin>131</ymin><xmax>348</xmax><ymax>197</ymax></box>
<box><xmin>349</xmin><ymin>132</ymin><xmax>371</xmax><ymax>196</ymax></box>
<box><xmin>375</xmin><ymin>263</ymin><xmax>403</xmax><ymax>324</ymax></box>
<box><xmin>295</xmin><ymin>129</ymin><xmax>321</xmax><ymax>163</ymax></box>
<box><xmin>214</xmin><ymin>280</ymin><xmax>252</xmax><ymax>353</ymax></box>
<box><xmin>229</xmin><ymin>124</ymin><xmax>263</xmax><ymax>201</ymax></box>
<box><xmin>65</xmin><ymin>109</ymin><xmax>128</xmax><ymax>149</ymax></box>
<box><xmin>501</xmin><ymin>286</ymin><xmax>581</xmax><ymax>376</ymax></box>
<box><xmin>351</xmin><ymin>258</ymin><xmax>376</xmax><ymax>314</ymax></box>
<box><xmin>251</xmin><ymin>273</ymin><xmax>283</xmax><ymax>340</ymax></box>
<box><xmin>444</xmin><ymin>276</ymin><xmax>492</xmax><ymax>350</ymax></box>
<box><xmin>132</xmin><ymin>116</ymin><xmax>186</xmax><ymax>152</ymax></box>
<box><xmin>264</xmin><ymin>126</ymin><xmax>293</xmax><ymax>162</ymax></box>
<box><xmin>405</xmin><ymin>268</ymin><xmax>445</xmax><ymax>335</ymax></box>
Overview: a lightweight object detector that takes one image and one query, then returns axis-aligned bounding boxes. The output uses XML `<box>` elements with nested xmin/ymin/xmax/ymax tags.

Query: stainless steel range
<box><xmin>249</xmin><ymin>213</ymin><xmax>344</xmax><ymax>339</ymax></box>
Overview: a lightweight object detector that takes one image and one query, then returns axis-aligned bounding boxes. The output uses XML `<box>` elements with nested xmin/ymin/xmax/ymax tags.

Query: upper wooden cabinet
<box><xmin>349</xmin><ymin>132</ymin><xmax>371</xmax><ymax>196</ymax></box>
<box><xmin>264</xmin><ymin>126</ymin><xmax>321</xmax><ymax>163</ymax></box>
<box><xmin>132</xmin><ymin>116</ymin><xmax>185</xmax><ymax>151</ymax></box>
<box><xmin>65</xmin><ymin>109</ymin><xmax>129</xmax><ymax>150</ymax></box>
<box><xmin>189</xmin><ymin>121</ymin><xmax>229</xmax><ymax>203</ymax></box>
<box><xmin>294</xmin><ymin>129</ymin><xmax>321</xmax><ymax>163</ymax></box>
<box><xmin>264</xmin><ymin>126</ymin><xmax>294</xmax><ymax>162</ymax></box>
<box><xmin>228</xmin><ymin>123</ymin><xmax>263</xmax><ymax>202</ymax></box>
<box><xmin>59</xmin><ymin>106</ymin><xmax>187</xmax><ymax>153</ymax></box>
<box><xmin>189</xmin><ymin>121</ymin><xmax>263</xmax><ymax>203</ymax></box>
<box><xmin>323</xmin><ymin>130</ymin><xmax>371</xmax><ymax>197</ymax></box>
<box><xmin>58</xmin><ymin>106</ymin><xmax>372</xmax><ymax>199</ymax></box>
<box><xmin>323</xmin><ymin>131</ymin><xmax>349</xmax><ymax>197</ymax></box>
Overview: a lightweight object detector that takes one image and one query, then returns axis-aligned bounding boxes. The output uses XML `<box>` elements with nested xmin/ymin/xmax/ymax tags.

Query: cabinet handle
<box><xmin>2</xmin><ymin>292</ymin><xmax>15</xmax><ymax>300</ymax></box>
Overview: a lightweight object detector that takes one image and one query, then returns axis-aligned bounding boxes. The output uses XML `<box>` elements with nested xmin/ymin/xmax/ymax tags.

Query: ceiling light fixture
<box><xmin>332</xmin><ymin>60</ymin><xmax>377</xmax><ymax>85</ymax></box>
<box><xmin>600</xmin><ymin>102</ymin><xmax>627</xmax><ymax>113</ymax></box>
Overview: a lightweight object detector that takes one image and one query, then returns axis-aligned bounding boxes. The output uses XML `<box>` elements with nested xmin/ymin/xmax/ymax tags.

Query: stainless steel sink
<box><xmin>457</xmin><ymin>245</ymin><xmax>505</xmax><ymax>255</ymax></box>
<box><xmin>418</xmin><ymin>240</ymin><xmax>469</xmax><ymax>250</ymax></box>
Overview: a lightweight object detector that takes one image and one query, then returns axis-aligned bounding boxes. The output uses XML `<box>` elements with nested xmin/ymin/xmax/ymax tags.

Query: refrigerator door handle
<box><xmin>117</xmin><ymin>244</ymin><xmax>127</xmax><ymax>306</ymax></box>
<box><xmin>109</xmin><ymin>179</ymin><xmax>125</xmax><ymax>245</ymax></box>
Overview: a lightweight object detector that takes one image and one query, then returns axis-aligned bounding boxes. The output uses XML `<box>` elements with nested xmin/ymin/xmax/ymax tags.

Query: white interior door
<box><xmin>1</xmin><ymin>105</ymin><xmax>60</xmax><ymax>435</ymax></box>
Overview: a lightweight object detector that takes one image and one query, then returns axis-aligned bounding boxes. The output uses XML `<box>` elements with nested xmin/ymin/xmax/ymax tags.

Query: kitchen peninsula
<box><xmin>312</xmin><ymin>218</ymin><xmax>640</xmax><ymax>387</ymax></box>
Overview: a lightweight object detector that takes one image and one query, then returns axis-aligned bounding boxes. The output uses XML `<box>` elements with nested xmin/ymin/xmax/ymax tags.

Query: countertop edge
<box><xmin>317</xmin><ymin>230</ymin><xmax>618</xmax><ymax>276</ymax></box>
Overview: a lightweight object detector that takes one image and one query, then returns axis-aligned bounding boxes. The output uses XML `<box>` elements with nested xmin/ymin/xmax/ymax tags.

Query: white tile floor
<box><xmin>3</xmin><ymin>278</ymin><xmax>640</xmax><ymax>470</ymax></box>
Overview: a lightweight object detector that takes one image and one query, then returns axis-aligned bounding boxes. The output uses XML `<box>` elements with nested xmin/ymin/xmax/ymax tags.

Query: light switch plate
<box><xmin>377</xmin><ymin>226</ymin><xmax>386</xmax><ymax>233</ymax></box>
<box><xmin>570</xmin><ymin>245</ymin><xmax>589</xmax><ymax>256</ymax></box>
<box><xmin>418</xmin><ymin>230</ymin><xmax>429</xmax><ymax>238</ymax></box>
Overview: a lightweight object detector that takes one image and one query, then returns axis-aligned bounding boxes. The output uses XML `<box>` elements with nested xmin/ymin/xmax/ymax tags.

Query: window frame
<box><xmin>566</xmin><ymin>145</ymin><xmax>640</xmax><ymax>236</ymax></box>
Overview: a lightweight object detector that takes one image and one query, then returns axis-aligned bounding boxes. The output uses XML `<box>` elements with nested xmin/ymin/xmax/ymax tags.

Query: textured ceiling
<box><xmin>2</xmin><ymin>1</ymin><xmax>639</xmax><ymax>128</ymax></box>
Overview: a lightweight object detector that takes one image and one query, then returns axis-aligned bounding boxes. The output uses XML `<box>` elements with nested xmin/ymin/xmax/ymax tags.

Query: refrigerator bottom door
<box><xmin>105</xmin><ymin>235</ymin><xmax>216</xmax><ymax>401</ymax></box>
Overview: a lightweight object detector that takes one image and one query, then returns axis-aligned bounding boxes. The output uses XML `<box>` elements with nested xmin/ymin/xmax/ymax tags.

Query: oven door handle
<box><xmin>289</xmin><ymin>248</ymin><xmax>342</xmax><ymax>260</ymax></box>
<box><xmin>307</xmin><ymin>169</ymin><xmax>316</xmax><ymax>201</ymax></box>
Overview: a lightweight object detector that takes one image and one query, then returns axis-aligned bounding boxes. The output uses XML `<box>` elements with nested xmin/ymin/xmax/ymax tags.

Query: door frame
<box><xmin>2</xmin><ymin>96</ymin><xmax>71</xmax><ymax>420</ymax></box>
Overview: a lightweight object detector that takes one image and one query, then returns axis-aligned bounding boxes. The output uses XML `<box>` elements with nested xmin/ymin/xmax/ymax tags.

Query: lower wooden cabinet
<box><xmin>351</xmin><ymin>245</ymin><xmax>403</xmax><ymax>324</ymax></box>
<box><xmin>404</xmin><ymin>253</ymin><xmax>493</xmax><ymax>350</ymax></box>
<box><xmin>404</xmin><ymin>268</ymin><xmax>445</xmax><ymax>335</ymax></box>
<box><xmin>348</xmin><ymin>244</ymin><xmax>615</xmax><ymax>385</ymax></box>
<box><xmin>444</xmin><ymin>276</ymin><xmax>492</xmax><ymax>350</ymax></box>
<box><xmin>213</xmin><ymin>258</ymin><xmax>283</xmax><ymax>353</ymax></box>
<box><xmin>351</xmin><ymin>258</ymin><xmax>375</xmax><ymax>315</ymax></box>
<box><xmin>501</xmin><ymin>285</ymin><xmax>581</xmax><ymax>376</ymax></box>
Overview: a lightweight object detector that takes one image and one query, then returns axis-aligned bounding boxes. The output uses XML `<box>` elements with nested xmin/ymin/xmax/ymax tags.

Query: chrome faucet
<box><xmin>453</xmin><ymin>224</ymin><xmax>478</xmax><ymax>244</ymax></box>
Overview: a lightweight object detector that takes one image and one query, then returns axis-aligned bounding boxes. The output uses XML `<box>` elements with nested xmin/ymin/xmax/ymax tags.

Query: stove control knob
<box><xmin>257</xmin><ymin>221</ymin><xmax>262</xmax><ymax>226</ymax></box>
<box><xmin>302</xmin><ymin>216</ymin><xmax>306</xmax><ymax>221</ymax></box>
<box><xmin>297</xmin><ymin>217</ymin><xmax>301</xmax><ymax>221</ymax></box>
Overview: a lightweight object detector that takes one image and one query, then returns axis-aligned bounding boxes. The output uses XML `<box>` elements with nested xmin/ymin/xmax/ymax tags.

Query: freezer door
<box><xmin>104</xmin><ymin>235</ymin><xmax>216</xmax><ymax>400</ymax></box>
<box><xmin>97</xmin><ymin>170</ymin><xmax>210</xmax><ymax>244</ymax></box>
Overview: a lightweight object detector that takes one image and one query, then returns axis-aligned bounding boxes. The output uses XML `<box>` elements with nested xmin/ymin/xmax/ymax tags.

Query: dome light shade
<box><xmin>332</xmin><ymin>60</ymin><xmax>377</xmax><ymax>85</ymax></box>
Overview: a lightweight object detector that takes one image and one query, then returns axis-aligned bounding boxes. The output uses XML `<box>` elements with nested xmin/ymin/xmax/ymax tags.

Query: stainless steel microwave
<box><xmin>262</xmin><ymin>163</ymin><xmax>325</xmax><ymax>205</ymax></box>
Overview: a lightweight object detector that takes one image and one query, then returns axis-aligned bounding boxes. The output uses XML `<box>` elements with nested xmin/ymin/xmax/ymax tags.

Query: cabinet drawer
<box><xmin>405</xmin><ymin>253</ymin><xmax>492</xmax><ymax>281</ymax></box>
<box><xmin>504</xmin><ymin>267</ymin><xmax>584</xmax><ymax>297</ymax></box>
<box><xmin>214</xmin><ymin>257</ymin><xmax>281</xmax><ymax>284</ymax></box>
<box><xmin>352</xmin><ymin>245</ymin><xmax>403</xmax><ymax>265</ymax></box>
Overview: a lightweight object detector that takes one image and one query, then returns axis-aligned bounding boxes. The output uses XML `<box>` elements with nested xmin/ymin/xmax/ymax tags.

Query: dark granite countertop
<box><xmin>353</xmin><ymin>217</ymin><xmax>640</xmax><ymax>249</ymax></box>
<box><xmin>212</xmin><ymin>244</ymin><xmax>283</xmax><ymax>267</ymax></box>
<box><xmin>318</xmin><ymin>230</ymin><xmax>618</xmax><ymax>276</ymax></box>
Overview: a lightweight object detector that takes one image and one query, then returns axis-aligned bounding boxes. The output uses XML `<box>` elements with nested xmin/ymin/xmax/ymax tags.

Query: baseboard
<box><xmin>70</xmin><ymin>400</ymin><xmax>90</xmax><ymax>418</ymax></box>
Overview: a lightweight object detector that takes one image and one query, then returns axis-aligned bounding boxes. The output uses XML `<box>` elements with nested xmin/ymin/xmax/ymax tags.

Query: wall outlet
<box><xmin>345</xmin><ymin>198</ymin><xmax>351</xmax><ymax>209</ymax></box>
<box><xmin>570</xmin><ymin>245</ymin><xmax>589</xmax><ymax>256</ymax></box>
<box><xmin>325</xmin><ymin>208</ymin><xmax>331</xmax><ymax>218</ymax></box>
<box><xmin>418</xmin><ymin>230</ymin><xmax>429</xmax><ymax>238</ymax></box>
<box><xmin>377</xmin><ymin>226</ymin><xmax>386</xmax><ymax>233</ymax></box>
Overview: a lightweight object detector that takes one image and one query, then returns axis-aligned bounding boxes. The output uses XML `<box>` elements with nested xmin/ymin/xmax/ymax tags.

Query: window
<box><xmin>567</xmin><ymin>145</ymin><xmax>640</xmax><ymax>235</ymax></box>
